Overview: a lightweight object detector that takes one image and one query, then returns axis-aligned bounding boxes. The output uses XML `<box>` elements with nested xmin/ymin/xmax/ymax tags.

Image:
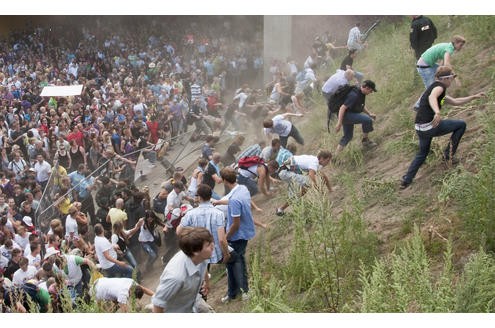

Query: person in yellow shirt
<box><xmin>106</xmin><ymin>198</ymin><xmax>127</xmax><ymax>228</ymax></box>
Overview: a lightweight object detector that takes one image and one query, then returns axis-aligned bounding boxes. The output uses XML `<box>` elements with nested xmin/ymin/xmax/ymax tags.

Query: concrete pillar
<box><xmin>263</xmin><ymin>16</ymin><xmax>292</xmax><ymax>84</ymax></box>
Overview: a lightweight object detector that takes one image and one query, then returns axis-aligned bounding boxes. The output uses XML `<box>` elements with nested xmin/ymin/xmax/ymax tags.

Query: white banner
<box><xmin>40</xmin><ymin>85</ymin><xmax>83</xmax><ymax>97</ymax></box>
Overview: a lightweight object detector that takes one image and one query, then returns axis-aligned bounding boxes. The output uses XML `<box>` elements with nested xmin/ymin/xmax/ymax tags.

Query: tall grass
<box><xmin>248</xmin><ymin>176</ymin><xmax>378</xmax><ymax>312</ymax></box>
<box><xmin>456</xmin><ymin>249</ymin><xmax>495</xmax><ymax>312</ymax></box>
<box><xmin>359</xmin><ymin>226</ymin><xmax>456</xmax><ymax>312</ymax></box>
<box><xmin>438</xmin><ymin>111</ymin><xmax>495</xmax><ymax>251</ymax></box>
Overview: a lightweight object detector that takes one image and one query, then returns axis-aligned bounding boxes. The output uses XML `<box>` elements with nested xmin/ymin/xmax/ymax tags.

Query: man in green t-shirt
<box><xmin>414</xmin><ymin>35</ymin><xmax>466</xmax><ymax>109</ymax></box>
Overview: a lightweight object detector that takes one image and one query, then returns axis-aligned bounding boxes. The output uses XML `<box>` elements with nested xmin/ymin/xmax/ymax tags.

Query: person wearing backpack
<box><xmin>275</xmin><ymin>150</ymin><xmax>333</xmax><ymax>216</ymax></box>
<box><xmin>236</xmin><ymin>156</ymin><xmax>273</xmax><ymax>197</ymax></box>
<box><xmin>335</xmin><ymin>80</ymin><xmax>378</xmax><ymax>155</ymax></box>
<box><xmin>322</xmin><ymin>69</ymin><xmax>356</xmax><ymax>104</ymax></box>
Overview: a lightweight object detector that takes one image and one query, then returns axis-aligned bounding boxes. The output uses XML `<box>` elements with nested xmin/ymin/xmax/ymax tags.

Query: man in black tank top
<box><xmin>401</xmin><ymin>66</ymin><xmax>485</xmax><ymax>189</ymax></box>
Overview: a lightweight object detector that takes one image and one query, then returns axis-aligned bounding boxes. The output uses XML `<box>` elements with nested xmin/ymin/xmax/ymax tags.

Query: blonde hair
<box><xmin>435</xmin><ymin>66</ymin><xmax>454</xmax><ymax>79</ymax></box>
<box><xmin>452</xmin><ymin>35</ymin><xmax>466</xmax><ymax>44</ymax></box>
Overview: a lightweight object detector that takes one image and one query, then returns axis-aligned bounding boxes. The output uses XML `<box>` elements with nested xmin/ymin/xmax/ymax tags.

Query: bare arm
<box><xmin>281</xmin><ymin>112</ymin><xmax>303</xmax><ymax>119</ymax></box>
<box><xmin>217</xmin><ymin>226</ymin><xmax>230</xmax><ymax>263</ymax></box>
<box><xmin>153</xmin><ymin>305</ymin><xmax>165</xmax><ymax>313</ymax></box>
<box><xmin>212</xmin><ymin>173</ymin><xmax>223</xmax><ymax>184</ymax></box>
<box><xmin>363</xmin><ymin>106</ymin><xmax>376</xmax><ymax>119</ymax></box>
<box><xmin>308</xmin><ymin>169</ymin><xmax>318</xmax><ymax>185</ymax></box>
<box><xmin>127</xmin><ymin>218</ymin><xmax>144</xmax><ymax>238</ymax></box>
<box><xmin>444</xmin><ymin>92</ymin><xmax>486</xmax><ymax>106</ymax></box>
<box><xmin>137</xmin><ymin>284</ymin><xmax>155</xmax><ymax>297</ymax></box>
<box><xmin>320</xmin><ymin>172</ymin><xmax>332</xmax><ymax>192</ymax></box>
<box><xmin>429</xmin><ymin>86</ymin><xmax>445</xmax><ymax>127</ymax></box>
<box><xmin>335</xmin><ymin>104</ymin><xmax>348</xmax><ymax>132</ymax></box>
<box><xmin>257</xmin><ymin>166</ymin><xmax>271</xmax><ymax>196</ymax></box>
<box><xmin>442</xmin><ymin>51</ymin><xmax>452</xmax><ymax>67</ymax></box>
<box><xmin>103</xmin><ymin>249</ymin><xmax>126</xmax><ymax>267</ymax></box>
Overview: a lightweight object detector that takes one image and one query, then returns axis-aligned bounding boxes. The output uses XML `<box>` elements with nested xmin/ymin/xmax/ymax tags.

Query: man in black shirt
<box><xmin>340</xmin><ymin>49</ymin><xmax>363</xmax><ymax>83</ymax></box>
<box><xmin>335</xmin><ymin>80</ymin><xmax>378</xmax><ymax>155</ymax></box>
<box><xmin>410</xmin><ymin>15</ymin><xmax>437</xmax><ymax>60</ymax></box>
<box><xmin>202</xmin><ymin>152</ymin><xmax>223</xmax><ymax>200</ymax></box>
<box><xmin>3</xmin><ymin>248</ymin><xmax>22</xmax><ymax>281</ymax></box>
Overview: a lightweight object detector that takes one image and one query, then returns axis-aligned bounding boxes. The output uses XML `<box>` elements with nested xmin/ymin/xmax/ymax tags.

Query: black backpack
<box><xmin>327</xmin><ymin>84</ymin><xmax>358</xmax><ymax>132</ymax></box>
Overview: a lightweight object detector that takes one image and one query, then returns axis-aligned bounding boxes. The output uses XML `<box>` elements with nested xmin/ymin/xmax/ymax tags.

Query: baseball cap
<box><xmin>362</xmin><ymin>80</ymin><xmax>377</xmax><ymax>92</ymax></box>
<box><xmin>22</xmin><ymin>216</ymin><xmax>33</xmax><ymax>227</ymax></box>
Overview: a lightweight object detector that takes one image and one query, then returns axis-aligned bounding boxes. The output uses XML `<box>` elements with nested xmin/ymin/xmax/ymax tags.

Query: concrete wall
<box><xmin>263</xmin><ymin>15</ymin><xmax>292</xmax><ymax>83</ymax></box>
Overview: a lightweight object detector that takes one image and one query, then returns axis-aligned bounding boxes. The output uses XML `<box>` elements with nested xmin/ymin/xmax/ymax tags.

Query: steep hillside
<box><xmin>210</xmin><ymin>15</ymin><xmax>495</xmax><ymax>313</ymax></box>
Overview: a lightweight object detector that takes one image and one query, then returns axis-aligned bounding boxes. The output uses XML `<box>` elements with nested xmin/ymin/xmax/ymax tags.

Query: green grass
<box><xmin>249</xmin><ymin>15</ymin><xmax>495</xmax><ymax>313</ymax></box>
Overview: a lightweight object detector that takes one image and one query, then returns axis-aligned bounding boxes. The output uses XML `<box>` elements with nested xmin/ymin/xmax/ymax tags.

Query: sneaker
<box><xmin>362</xmin><ymin>138</ymin><xmax>378</xmax><ymax>148</ymax></box>
<box><xmin>400</xmin><ymin>180</ymin><xmax>410</xmax><ymax>190</ymax></box>
<box><xmin>241</xmin><ymin>292</ymin><xmax>250</xmax><ymax>301</ymax></box>
<box><xmin>221</xmin><ymin>295</ymin><xmax>233</xmax><ymax>304</ymax></box>
<box><xmin>276</xmin><ymin>208</ymin><xmax>285</xmax><ymax>216</ymax></box>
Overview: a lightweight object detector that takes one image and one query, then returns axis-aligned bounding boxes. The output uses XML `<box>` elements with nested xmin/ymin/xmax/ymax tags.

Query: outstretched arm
<box><xmin>445</xmin><ymin>92</ymin><xmax>486</xmax><ymax>106</ymax></box>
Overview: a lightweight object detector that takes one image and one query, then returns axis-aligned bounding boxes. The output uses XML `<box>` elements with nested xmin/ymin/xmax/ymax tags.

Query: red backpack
<box><xmin>238</xmin><ymin>156</ymin><xmax>265</xmax><ymax>170</ymax></box>
<box><xmin>237</xmin><ymin>156</ymin><xmax>266</xmax><ymax>177</ymax></box>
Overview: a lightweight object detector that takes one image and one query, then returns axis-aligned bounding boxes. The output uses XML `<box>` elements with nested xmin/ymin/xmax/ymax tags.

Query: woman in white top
<box><xmin>111</xmin><ymin>218</ymin><xmax>143</xmax><ymax>269</ymax></box>
<box><xmin>138</xmin><ymin>210</ymin><xmax>164</xmax><ymax>269</ymax></box>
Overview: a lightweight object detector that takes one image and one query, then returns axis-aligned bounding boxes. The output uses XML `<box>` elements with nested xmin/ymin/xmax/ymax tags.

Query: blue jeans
<box><xmin>124</xmin><ymin>249</ymin><xmax>138</xmax><ymax>268</ymax></box>
<box><xmin>237</xmin><ymin>174</ymin><xmax>258</xmax><ymax>196</ymax></box>
<box><xmin>417</xmin><ymin>64</ymin><xmax>438</xmax><ymax>89</ymax></box>
<box><xmin>68</xmin><ymin>280</ymin><xmax>83</xmax><ymax>302</ymax></box>
<box><xmin>141</xmin><ymin>241</ymin><xmax>158</xmax><ymax>267</ymax></box>
<box><xmin>226</xmin><ymin>239</ymin><xmax>249</xmax><ymax>299</ymax></box>
<box><xmin>103</xmin><ymin>262</ymin><xmax>133</xmax><ymax>278</ymax></box>
<box><xmin>414</xmin><ymin>64</ymin><xmax>439</xmax><ymax>108</ymax></box>
<box><xmin>402</xmin><ymin>119</ymin><xmax>466</xmax><ymax>184</ymax></box>
<box><xmin>280</xmin><ymin>125</ymin><xmax>304</xmax><ymax>148</ymax></box>
<box><xmin>339</xmin><ymin>112</ymin><xmax>374</xmax><ymax>147</ymax></box>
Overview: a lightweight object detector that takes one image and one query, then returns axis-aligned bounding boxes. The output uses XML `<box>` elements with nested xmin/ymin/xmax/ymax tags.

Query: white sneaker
<box><xmin>221</xmin><ymin>295</ymin><xmax>232</xmax><ymax>304</ymax></box>
<box><xmin>241</xmin><ymin>292</ymin><xmax>250</xmax><ymax>301</ymax></box>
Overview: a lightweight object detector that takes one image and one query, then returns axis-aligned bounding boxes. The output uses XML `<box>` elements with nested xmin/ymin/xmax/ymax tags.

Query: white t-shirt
<box><xmin>12</xmin><ymin>265</ymin><xmax>38</xmax><ymax>286</ymax></box>
<box><xmin>238</xmin><ymin>164</ymin><xmax>259</xmax><ymax>179</ymax></box>
<box><xmin>94</xmin><ymin>235</ymin><xmax>117</xmax><ymax>270</ymax></box>
<box><xmin>26</xmin><ymin>253</ymin><xmax>41</xmax><ymax>268</ymax></box>
<box><xmin>14</xmin><ymin>233</ymin><xmax>31</xmax><ymax>250</ymax></box>
<box><xmin>264</xmin><ymin>115</ymin><xmax>292</xmax><ymax>137</ymax></box>
<box><xmin>64</xmin><ymin>254</ymin><xmax>84</xmax><ymax>286</ymax></box>
<box><xmin>0</xmin><ymin>252</ymin><xmax>9</xmax><ymax>269</ymax></box>
<box><xmin>94</xmin><ymin>277</ymin><xmax>134</xmax><ymax>304</ymax></box>
<box><xmin>322</xmin><ymin>69</ymin><xmax>348</xmax><ymax>94</ymax></box>
<box><xmin>34</xmin><ymin>160</ymin><xmax>51</xmax><ymax>182</ymax></box>
<box><xmin>65</xmin><ymin>214</ymin><xmax>79</xmax><ymax>239</ymax></box>
<box><xmin>293</xmin><ymin>155</ymin><xmax>320</xmax><ymax>172</ymax></box>
<box><xmin>138</xmin><ymin>225</ymin><xmax>154</xmax><ymax>243</ymax></box>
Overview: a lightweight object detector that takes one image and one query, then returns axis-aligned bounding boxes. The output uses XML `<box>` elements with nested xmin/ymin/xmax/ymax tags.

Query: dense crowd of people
<box><xmin>0</xmin><ymin>15</ymin><xmax>487</xmax><ymax>313</ymax></box>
